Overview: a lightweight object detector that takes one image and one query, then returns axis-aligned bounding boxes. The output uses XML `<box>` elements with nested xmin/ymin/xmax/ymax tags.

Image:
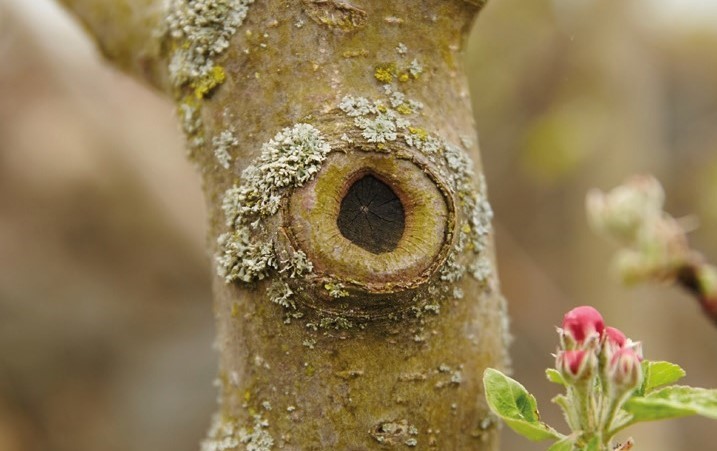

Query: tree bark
<box><xmin>57</xmin><ymin>0</ymin><xmax>509</xmax><ymax>449</ymax></box>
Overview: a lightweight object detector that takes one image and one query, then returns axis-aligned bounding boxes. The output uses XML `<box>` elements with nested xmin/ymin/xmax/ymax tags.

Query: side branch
<box><xmin>57</xmin><ymin>0</ymin><xmax>169</xmax><ymax>91</ymax></box>
<box><xmin>588</xmin><ymin>175</ymin><xmax>717</xmax><ymax>327</ymax></box>
<box><xmin>676</xmin><ymin>260</ymin><xmax>717</xmax><ymax>326</ymax></box>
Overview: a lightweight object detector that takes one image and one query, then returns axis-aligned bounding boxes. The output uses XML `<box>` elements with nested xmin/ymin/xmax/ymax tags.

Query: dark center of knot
<box><xmin>337</xmin><ymin>175</ymin><xmax>405</xmax><ymax>254</ymax></box>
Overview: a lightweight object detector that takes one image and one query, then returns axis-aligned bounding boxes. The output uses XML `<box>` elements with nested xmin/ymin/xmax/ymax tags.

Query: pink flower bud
<box><xmin>557</xmin><ymin>349</ymin><xmax>593</xmax><ymax>380</ymax></box>
<box><xmin>604</xmin><ymin>326</ymin><xmax>627</xmax><ymax>348</ymax></box>
<box><xmin>562</xmin><ymin>306</ymin><xmax>605</xmax><ymax>345</ymax></box>
<box><xmin>630</xmin><ymin>341</ymin><xmax>644</xmax><ymax>362</ymax></box>
<box><xmin>608</xmin><ymin>347</ymin><xmax>642</xmax><ymax>389</ymax></box>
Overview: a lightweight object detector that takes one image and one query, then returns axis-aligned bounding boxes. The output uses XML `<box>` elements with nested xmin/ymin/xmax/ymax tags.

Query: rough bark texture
<box><xmin>57</xmin><ymin>0</ymin><xmax>509</xmax><ymax>449</ymax></box>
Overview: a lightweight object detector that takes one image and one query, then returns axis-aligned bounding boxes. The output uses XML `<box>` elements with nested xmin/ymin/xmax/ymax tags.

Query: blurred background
<box><xmin>0</xmin><ymin>0</ymin><xmax>715</xmax><ymax>450</ymax></box>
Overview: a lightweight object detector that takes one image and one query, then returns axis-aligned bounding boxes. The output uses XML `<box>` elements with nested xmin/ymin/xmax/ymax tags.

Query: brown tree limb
<box><xmin>55</xmin><ymin>1</ymin><xmax>510</xmax><ymax>448</ymax></box>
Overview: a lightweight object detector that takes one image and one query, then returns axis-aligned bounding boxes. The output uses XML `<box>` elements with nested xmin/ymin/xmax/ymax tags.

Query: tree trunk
<box><xmin>56</xmin><ymin>0</ymin><xmax>510</xmax><ymax>449</ymax></box>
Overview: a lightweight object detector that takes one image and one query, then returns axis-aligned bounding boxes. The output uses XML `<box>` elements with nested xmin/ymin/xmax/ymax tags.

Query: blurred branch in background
<box><xmin>588</xmin><ymin>175</ymin><xmax>717</xmax><ymax>326</ymax></box>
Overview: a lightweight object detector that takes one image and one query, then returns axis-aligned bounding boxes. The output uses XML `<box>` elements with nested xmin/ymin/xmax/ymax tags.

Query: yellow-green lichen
<box><xmin>374</xmin><ymin>59</ymin><xmax>423</xmax><ymax>85</ymax></box>
<box><xmin>192</xmin><ymin>65</ymin><xmax>227</xmax><ymax>99</ymax></box>
<box><xmin>324</xmin><ymin>281</ymin><xmax>349</xmax><ymax>298</ymax></box>
<box><xmin>396</xmin><ymin>103</ymin><xmax>414</xmax><ymax>115</ymax></box>
<box><xmin>408</xmin><ymin>127</ymin><xmax>428</xmax><ymax>141</ymax></box>
<box><xmin>374</xmin><ymin>63</ymin><xmax>397</xmax><ymax>84</ymax></box>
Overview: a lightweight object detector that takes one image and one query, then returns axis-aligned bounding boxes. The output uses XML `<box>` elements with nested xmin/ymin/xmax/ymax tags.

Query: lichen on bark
<box><xmin>56</xmin><ymin>0</ymin><xmax>510</xmax><ymax>449</ymax></box>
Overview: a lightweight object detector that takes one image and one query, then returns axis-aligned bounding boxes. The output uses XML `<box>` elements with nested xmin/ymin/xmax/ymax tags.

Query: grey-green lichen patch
<box><xmin>435</xmin><ymin>363</ymin><xmax>463</xmax><ymax>388</ymax></box>
<box><xmin>216</xmin><ymin>229</ymin><xmax>275</xmax><ymax>283</ymax></box>
<box><xmin>423</xmin><ymin>303</ymin><xmax>440</xmax><ymax>314</ymax></box>
<box><xmin>395</xmin><ymin>362</ymin><xmax>465</xmax><ymax>394</ymax></box>
<box><xmin>468</xmin><ymin>256</ymin><xmax>492</xmax><ymax>285</ymax></box>
<box><xmin>283</xmin><ymin>310</ymin><xmax>304</xmax><ymax>325</ymax></box>
<box><xmin>355</xmin><ymin>111</ymin><xmax>403</xmax><ymax>143</ymax></box>
<box><xmin>213</xmin><ymin>128</ymin><xmax>238</xmax><ymax>169</ymax></box>
<box><xmin>370</xmin><ymin>420</ymin><xmax>419</xmax><ymax>447</ymax></box>
<box><xmin>217</xmin><ymin>124</ymin><xmax>330</xmax><ymax>308</ymax></box>
<box><xmin>338</xmin><ymin>89</ymin><xmax>421</xmax><ymax>144</ymax></box>
<box><xmin>201</xmin><ymin>413</ymin><xmax>273</xmax><ymax>451</ymax></box>
<box><xmin>303</xmin><ymin>312</ymin><xmax>356</xmax><ymax>332</ymax></box>
<box><xmin>267</xmin><ymin>280</ymin><xmax>295</xmax><ymax>309</ymax></box>
<box><xmin>471</xmin><ymin>414</ymin><xmax>501</xmax><ymax>442</ymax></box>
<box><xmin>238</xmin><ymin>415</ymin><xmax>274</xmax><ymax>451</ymax></box>
<box><xmin>324</xmin><ymin>281</ymin><xmax>349</xmax><ymax>298</ymax></box>
<box><xmin>167</xmin><ymin>1</ymin><xmax>255</xmax><ymax>160</ymax></box>
<box><xmin>322</xmin><ymin>316</ymin><xmax>353</xmax><ymax>329</ymax></box>
<box><xmin>408</xmin><ymin>59</ymin><xmax>424</xmax><ymax>78</ymax></box>
<box><xmin>200</xmin><ymin>414</ymin><xmax>239</xmax><ymax>451</ymax></box>
<box><xmin>178</xmin><ymin>98</ymin><xmax>205</xmax><ymax>152</ymax></box>
<box><xmin>221</xmin><ymin>124</ymin><xmax>331</xmax><ymax>225</ymax></box>
<box><xmin>166</xmin><ymin>0</ymin><xmax>255</xmax><ymax>90</ymax></box>
<box><xmin>278</xmin><ymin>249</ymin><xmax>313</xmax><ymax>278</ymax></box>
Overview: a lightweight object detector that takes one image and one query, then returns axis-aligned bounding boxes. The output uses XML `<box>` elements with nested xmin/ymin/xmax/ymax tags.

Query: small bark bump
<box><xmin>301</xmin><ymin>0</ymin><xmax>367</xmax><ymax>31</ymax></box>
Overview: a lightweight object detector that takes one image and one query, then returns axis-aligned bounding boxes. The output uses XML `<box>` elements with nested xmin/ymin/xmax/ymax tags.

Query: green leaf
<box><xmin>624</xmin><ymin>385</ymin><xmax>717</xmax><ymax>422</ymax></box>
<box><xmin>546</xmin><ymin>368</ymin><xmax>567</xmax><ymax>386</ymax></box>
<box><xmin>639</xmin><ymin>361</ymin><xmax>686</xmax><ymax>395</ymax></box>
<box><xmin>551</xmin><ymin>394</ymin><xmax>570</xmax><ymax>413</ymax></box>
<box><xmin>483</xmin><ymin>368</ymin><xmax>562</xmax><ymax>441</ymax></box>
<box><xmin>552</xmin><ymin>394</ymin><xmax>579</xmax><ymax>432</ymax></box>
<box><xmin>548</xmin><ymin>436</ymin><xmax>576</xmax><ymax>451</ymax></box>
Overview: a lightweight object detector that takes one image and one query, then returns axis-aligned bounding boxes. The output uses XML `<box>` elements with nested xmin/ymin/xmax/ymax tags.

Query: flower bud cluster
<box><xmin>553</xmin><ymin>306</ymin><xmax>644</xmax><ymax>446</ymax></box>
<box><xmin>556</xmin><ymin>306</ymin><xmax>642</xmax><ymax>390</ymax></box>
<box><xmin>586</xmin><ymin>175</ymin><xmax>664</xmax><ymax>244</ymax></box>
<box><xmin>586</xmin><ymin>175</ymin><xmax>694</xmax><ymax>286</ymax></box>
